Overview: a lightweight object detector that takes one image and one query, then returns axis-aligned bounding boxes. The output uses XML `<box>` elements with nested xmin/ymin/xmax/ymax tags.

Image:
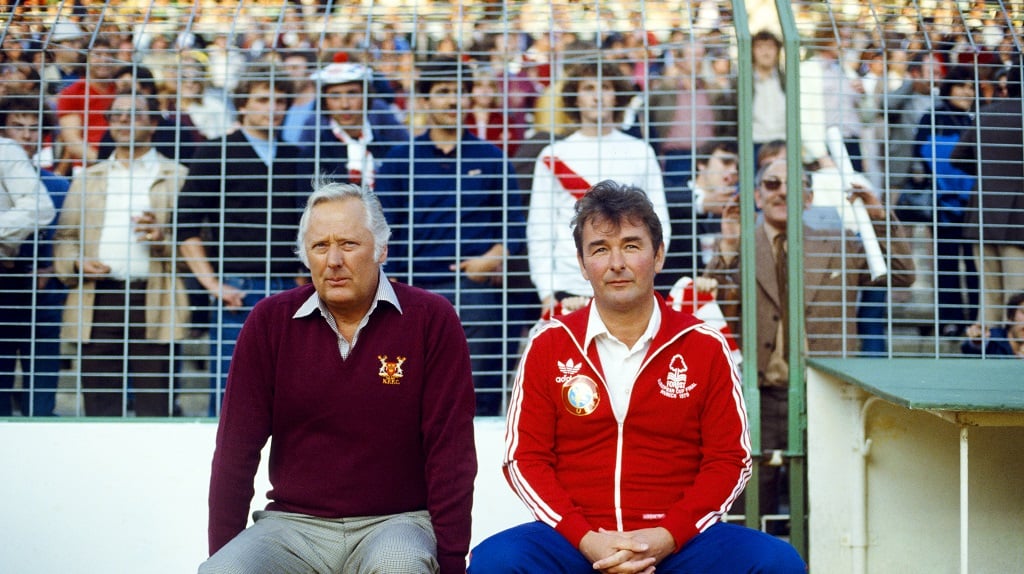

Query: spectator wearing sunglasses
<box><xmin>700</xmin><ymin>157</ymin><xmax>915</xmax><ymax>530</ymax></box>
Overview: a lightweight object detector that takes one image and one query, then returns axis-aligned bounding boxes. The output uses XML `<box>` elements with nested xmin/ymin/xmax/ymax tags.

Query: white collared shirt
<box><xmin>97</xmin><ymin>148</ymin><xmax>160</xmax><ymax>281</ymax></box>
<box><xmin>292</xmin><ymin>270</ymin><xmax>402</xmax><ymax>359</ymax></box>
<box><xmin>752</xmin><ymin>70</ymin><xmax>787</xmax><ymax>143</ymax></box>
<box><xmin>0</xmin><ymin>137</ymin><xmax>54</xmax><ymax>258</ymax></box>
<box><xmin>584</xmin><ymin>297</ymin><xmax>661</xmax><ymax>421</ymax></box>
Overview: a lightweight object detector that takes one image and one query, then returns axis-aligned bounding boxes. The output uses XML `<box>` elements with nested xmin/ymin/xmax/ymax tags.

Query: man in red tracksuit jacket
<box><xmin>469</xmin><ymin>180</ymin><xmax>804</xmax><ymax>573</ymax></box>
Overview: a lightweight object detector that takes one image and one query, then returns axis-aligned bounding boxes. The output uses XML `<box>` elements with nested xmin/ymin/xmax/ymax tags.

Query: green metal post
<box><xmin>729</xmin><ymin>0</ymin><xmax>762</xmax><ymax>532</ymax></box>
<box><xmin>776</xmin><ymin>0</ymin><xmax>809</xmax><ymax>560</ymax></box>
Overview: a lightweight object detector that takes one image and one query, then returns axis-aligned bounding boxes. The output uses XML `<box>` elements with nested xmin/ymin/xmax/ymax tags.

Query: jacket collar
<box><xmin>555</xmin><ymin>291</ymin><xmax>703</xmax><ymax>357</ymax></box>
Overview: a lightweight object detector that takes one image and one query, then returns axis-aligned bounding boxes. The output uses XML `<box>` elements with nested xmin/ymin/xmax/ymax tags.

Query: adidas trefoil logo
<box><xmin>555</xmin><ymin>358</ymin><xmax>582</xmax><ymax>383</ymax></box>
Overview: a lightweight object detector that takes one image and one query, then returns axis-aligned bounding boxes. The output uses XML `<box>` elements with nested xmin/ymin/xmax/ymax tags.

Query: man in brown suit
<box><xmin>702</xmin><ymin>157</ymin><xmax>915</xmax><ymax>525</ymax></box>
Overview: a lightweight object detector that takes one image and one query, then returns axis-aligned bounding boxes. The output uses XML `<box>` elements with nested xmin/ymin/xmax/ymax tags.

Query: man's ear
<box><xmin>378</xmin><ymin>243</ymin><xmax>388</xmax><ymax>265</ymax></box>
<box><xmin>654</xmin><ymin>243</ymin><xmax>665</xmax><ymax>274</ymax></box>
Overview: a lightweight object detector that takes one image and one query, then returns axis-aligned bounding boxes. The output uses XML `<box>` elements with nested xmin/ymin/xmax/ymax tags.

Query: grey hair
<box><xmin>295</xmin><ymin>178</ymin><xmax>391</xmax><ymax>268</ymax></box>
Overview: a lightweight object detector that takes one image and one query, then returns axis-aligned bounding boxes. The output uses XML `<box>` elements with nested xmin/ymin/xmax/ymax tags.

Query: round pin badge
<box><xmin>562</xmin><ymin>375</ymin><xmax>600</xmax><ymax>416</ymax></box>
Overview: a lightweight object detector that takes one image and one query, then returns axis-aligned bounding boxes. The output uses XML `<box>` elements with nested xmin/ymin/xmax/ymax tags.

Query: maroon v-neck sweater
<box><xmin>208</xmin><ymin>282</ymin><xmax>477</xmax><ymax>573</ymax></box>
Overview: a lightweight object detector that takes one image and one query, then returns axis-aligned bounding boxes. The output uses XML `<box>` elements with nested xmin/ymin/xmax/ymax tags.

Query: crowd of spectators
<box><xmin>1</xmin><ymin>0</ymin><xmax>1023</xmax><ymax>419</ymax></box>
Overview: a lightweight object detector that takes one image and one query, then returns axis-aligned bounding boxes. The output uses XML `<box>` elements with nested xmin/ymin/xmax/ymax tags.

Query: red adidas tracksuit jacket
<box><xmin>503</xmin><ymin>294</ymin><xmax>752</xmax><ymax>551</ymax></box>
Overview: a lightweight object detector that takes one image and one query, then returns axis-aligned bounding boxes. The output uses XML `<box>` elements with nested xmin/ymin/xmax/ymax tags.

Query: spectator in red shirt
<box><xmin>55</xmin><ymin>33</ymin><xmax>119</xmax><ymax>173</ymax></box>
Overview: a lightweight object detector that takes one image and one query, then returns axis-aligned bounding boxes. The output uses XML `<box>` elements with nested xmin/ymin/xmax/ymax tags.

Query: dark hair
<box><xmin>939</xmin><ymin>64</ymin><xmax>975</xmax><ymax>98</ymax></box>
<box><xmin>113</xmin><ymin>64</ymin><xmax>158</xmax><ymax>96</ymax></box>
<box><xmin>695</xmin><ymin>139</ymin><xmax>739</xmax><ymax>168</ymax></box>
<box><xmin>415</xmin><ymin>56</ymin><xmax>473</xmax><ymax>96</ymax></box>
<box><xmin>571</xmin><ymin>180</ymin><xmax>664</xmax><ymax>257</ymax></box>
<box><xmin>562</xmin><ymin>60</ymin><xmax>634</xmax><ymax>125</ymax></box>
<box><xmin>1006</xmin><ymin>292</ymin><xmax>1024</xmax><ymax>322</ymax></box>
<box><xmin>280</xmin><ymin>48</ymin><xmax>317</xmax><ymax>65</ymax></box>
<box><xmin>233</xmin><ymin>59</ymin><xmax>293</xmax><ymax>112</ymax></box>
<box><xmin>752</xmin><ymin>29</ymin><xmax>782</xmax><ymax>48</ymax></box>
<box><xmin>0</xmin><ymin>94</ymin><xmax>59</xmax><ymax>140</ymax></box>
<box><xmin>89</xmin><ymin>33</ymin><xmax>113</xmax><ymax>50</ymax></box>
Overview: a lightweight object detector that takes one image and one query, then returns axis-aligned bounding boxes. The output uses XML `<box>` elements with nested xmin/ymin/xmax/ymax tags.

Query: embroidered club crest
<box><xmin>562</xmin><ymin>375</ymin><xmax>600</xmax><ymax>416</ymax></box>
<box><xmin>377</xmin><ymin>355</ymin><xmax>406</xmax><ymax>385</ymax></box>
<box><xmin>658</xmin><ymin>354</ymin><xmax>697</xmax><ymax>399</ymax></box>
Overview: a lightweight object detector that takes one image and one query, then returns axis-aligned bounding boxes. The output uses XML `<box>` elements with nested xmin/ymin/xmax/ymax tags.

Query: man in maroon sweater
<box><xmin>201</xmin><ymin>181</ymin><xmax>477</xmax><ymax>573</ymax></box>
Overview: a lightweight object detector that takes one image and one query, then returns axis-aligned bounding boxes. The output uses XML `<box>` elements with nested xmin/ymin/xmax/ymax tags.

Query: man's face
<box><xmin>282</xmin><ymin>55</ymin><xmax>310</xmax><ymax>82</ymax></box>
<box><xmin>323</xmin><ymin>82</ymin><xmax>366</xmax><ymax>128</ymax></box>
<box><xmin>752</xmin><ymin>39</ymin><xmax>779</xmax><ymax>70</ymax></box>
<box><xmin>576</xmin><ymin>78</ymin><xmax>617</xmax><ymax>126</ymax></box>
<box><xmin>424</xmin><ymin>81</ymin><xmax>468</xmax><ymax>129</ymax></box>
<box><xmin>3</xmin><ymin>113</ymin><xmax>41</xmax><ymax>156</ymax></box>
<box><xmin>577</xmin><ymin>215</ymin><xmax>664</xmax><ymax>315</ymax></box>
<box><xmin>471</xmin><ymin>78</ymin><xmax>496</xmax><ymax>107</ymax></box>
<box><xmin>866</xmin><ymin>56</ymin><xmax>885</xmax><ymax>76</ymax></box>
<box><xmin>50</xmin><ymin>38</ymin><xmax>84</xmax><ymax>66</ymax></box>
<box><xmin>114</xmin><ymin>72</ymin><xmax>139</xmax><ymax>95</ymax></box>
<box><xmin>106</xmin><ymin>95</ymin><xmax>156</xmax><ymax>147</ymax></box>
<box><xmin>1</xmin><ymin>66</ymin><xmax>34</xmax><ymax>94</ymax></box>
<box><xmin>698</xmin><ymin>149</ymin><xmax>739</xmax><ymax>190</ymax></box>
<box><xmin>87</xmin><ymin>45</ymin><xmax>120</xmax><ymax>81</ymax></box>
<box><xmin>239</xmin><ymin>83</ymin><xmax>288</xmax><ymax>136</ymax></box>
<box><xmin>755</xmin><ymin>159</ymin><xmax>812</xmax><ymax>231</ymax></box>
<box><xmin>305</xmin><ymin>196</ymin><xmax>386</xmax><ymax>318</ymax></box>
<box><xmin>673</xmin><ymin>43</ymin><xmax>704</xmax><ymax>76</ymax></box>
<box><xmin>948</xmin><ymin>81</ymin><xmax>975</xmax><ymax>112</ymax></box>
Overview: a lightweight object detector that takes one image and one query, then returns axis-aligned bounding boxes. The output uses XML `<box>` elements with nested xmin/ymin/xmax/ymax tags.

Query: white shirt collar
<box><xmin>583</xmin><ymin>295</ymin><xmax>661</xmax><ymax>352</ymax></box>
<box><xmin>108</xmin><ymin>147</ymin><xmax>160</xmax><ymax>167</ymax></box>
<box><xmin>293</xmin><ymin>269</ymin><xmax>402</xmax><ymax>320</ymax></box>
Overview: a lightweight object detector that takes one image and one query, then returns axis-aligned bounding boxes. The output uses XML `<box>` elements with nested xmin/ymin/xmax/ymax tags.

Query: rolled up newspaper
<box><xmin>811</xmin><ymin>126</ymin><xmax>888</xmax><ymax>280</ymax></box>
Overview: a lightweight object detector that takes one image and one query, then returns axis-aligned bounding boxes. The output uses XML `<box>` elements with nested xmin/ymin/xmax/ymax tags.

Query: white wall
<box><xmin>0</xmin><ymin>418</ymin><xmax>529</xmax><ymax>574</ymax></box>
<box><xmin>807</xmin><ymin>368</ymin><xmax>1024</xmax><ymax>574</ymax></box>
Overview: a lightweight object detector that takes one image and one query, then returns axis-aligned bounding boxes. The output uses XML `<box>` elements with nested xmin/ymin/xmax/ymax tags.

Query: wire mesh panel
<box><xmin>0</xmin><ymin>0</ymin><xmax>1021</xmax><ymax>421</ymax></box>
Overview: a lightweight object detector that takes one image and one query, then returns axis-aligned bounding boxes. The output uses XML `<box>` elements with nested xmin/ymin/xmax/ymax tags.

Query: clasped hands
<box><xmin>580</xmin><ymin>527</ymin><xmax>675</xmax><ymax>574</ymax></box>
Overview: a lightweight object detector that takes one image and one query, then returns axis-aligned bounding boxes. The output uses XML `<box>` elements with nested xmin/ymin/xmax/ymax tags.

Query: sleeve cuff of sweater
<box><xmin>555</xmin><ymin>513</ymin><xmax>595</xmax><ymax>549</ymax></box>
<box><xmin>659</xmin><ymin>514</ymin><xmax>699</xmax><ymax>551</ymax></box>
<box><xmin>438</xmin><ymin>552</ymin><xmax>468</xmax><ymax>574</ymax></box>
